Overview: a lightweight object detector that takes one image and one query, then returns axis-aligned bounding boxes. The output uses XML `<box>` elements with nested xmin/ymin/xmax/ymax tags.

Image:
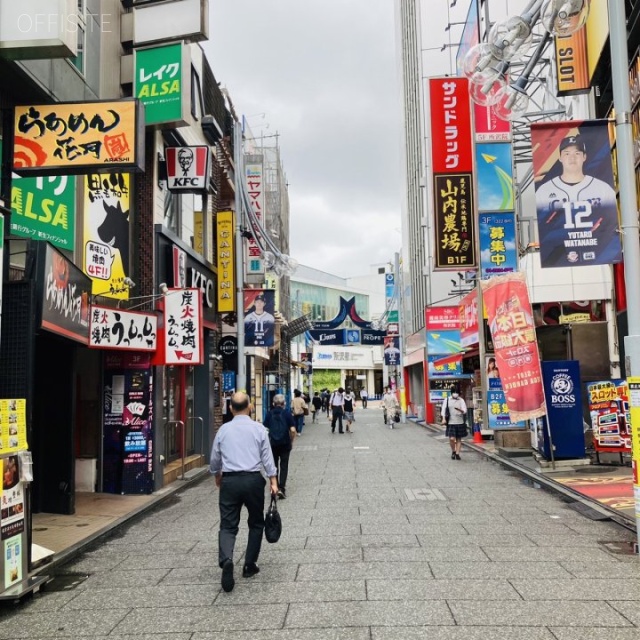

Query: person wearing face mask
<box><xmin>441</xmin><ymin>384</ymin><xmax>468</xmax><ymax>460</ymax></box>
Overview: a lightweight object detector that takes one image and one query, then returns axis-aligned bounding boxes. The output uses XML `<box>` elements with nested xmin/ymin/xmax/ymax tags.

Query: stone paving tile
<box><xmin>95</xmin><ymin>540</ymin><xmax>200</xmax><ymax>555</ymax></box>
<box><xmin>214</xmin><ymin>579</ymin><xmax>365</xmax><ymax>605</ymax></box>
<box><xmin>285</xmin><ymin>600</ymin><xmax>454</xmax><ymax>628</ymax></box>
<box><xmin>12</xmin><ymin>590</ymin><xmax>82</xmax><ymax>613</ymax></box>
<box><xmin>560</xmin><ymin>562</ymin><xmax>640</xmax><ymax>578</ymax></box>
<box><xmin>258</xmin><ymin>547</ymin><xmax>363</xmax><ymax>564</ymax></box>
<box><xmin>25</xmin><ymin>637</ymin><xmax>193</xmax><ymax>640</ymax></box>
<box><xmin>311</xmin><ymin>513</ymin><xmax>410</xmax><ymax>524</ymax></box>
<box><xmin>192</xmin><ymin>536</ymin><xmax>308</xmax><ymax>553</ymax></box>
<box><xmin>429</xmin><ymin>561</ymin><xmax>575</xmax><ymax>579</ymax></box>
<box><xmin>525</xmin><ymin>535</ymin><xmax>619</xmax><ymax>548</ymax></box>
<box><xmin>0</xmin><ymin>609</ymin><xmax>129</xmax><ymax>639</ymax></box>
<box><xmin>288</xmin><ymin>524</ymin><xmax>363</xmax><ymax>537</ymax></box>
<box><xmin>448</xmin><ymin>600</ymin><xmax>632</xmax><ymax>626</ymax></box>
<box><xmin>608</xmin><ymin>601</ymin><xmax>640</xmax><ymax>625</ymax></box>
<box><xmin>118</xmin><ymin>551</ymin><xmax>218</xmax><ymax>570</ymax></box>
<box><xmin>296</xmin><ymin>561</ymin><xmax>433</xmax><ymax>581</ymax></box>
<box><xmin>193</xmin><ymin>629</ymin><xmax>371</xmax><ymax>640</ymax></box>
<box><xmin>364</xmin><ymin>546</ymin><xmax>489</xmax><ymax>562</ymax></box>
<box><xmin>161</xmin><ymin>563</ymin><xmax>298</xmax><ymax>585</ymax></box>
<box><xmin>367</xmin><ymin>578</ymin><xmax>521</xmax><ymax>600</ymax></box>
<box><xmin>463</xmin><ymin>523</ymin><xmax>577</xmax><ymax>536</ymax></box>
<box><xmin>510</xmin><ymin>578</ymin><xmax>640</xmax><ymax>601</ymax></box>
<box><xmin>406</xmin><ymin>513</ymin><xmax>512</xmax><ymax>525</ymax></box>
<box><xmin>111</xmin><ymin>604</ymin><xmax>288</xmax><ymax>634</ymax></box>
<box><xmin>82</xmin><ymin>568</ymin><xmax>172</xmax><ymax>589</ymax></box>
<box><xmin>481</xmin><ymin>546</ymin><xmax>619</xmax><ymax>563</ymax></box>
<box><xmin>417</xmin><ymin>534</ymin><xmax>535</xmax><ymax>548</ymax></box>
<box><xmin>371</xmin><ymin>627</ymin><xmax>556</xmax><ymax>640</ymax></box>
<box><xmin>145</xmin><ymin>529</ymin><xmax>217</xmax><ymax>542</ymax></box>
<box><xmin>305</xmin><ymin>534</ymin><xmax>419</xmax><ymax>548</ymax></box>
<box><xmin>549</xmin><ymin>630</ymin><xmax>640</xmax><ymax>640</ymax></box>
<box><xmin>59</xmin><ymin>554</ymin><xmax>128</xmax><ymax>573</ymax></box>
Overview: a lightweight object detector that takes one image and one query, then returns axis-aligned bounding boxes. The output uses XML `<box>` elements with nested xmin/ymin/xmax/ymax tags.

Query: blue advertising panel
<box><xmin>345</xmin><ymin>329</ymin><xmax>360</xmax><ymax>344</ymax></box>
<box><xmin>222</xmin><ymin>371</ymin><xmax>236</xmax><ymax>392</ymax></box>
<box><xmin>487</xmin><ymin>388</ymin><xmax>526</xmax><ymax>429</ymax></box>
<box><xmin>475</xmin><ymin>143</ymin><xmax>514</xmax><ymax>211</ymax></box>
<box><xmin>361</xmin><ymin>329</ymin><xmax>386</xmax><ymax>345</ymax></box>
<box><xmin>479</xmin><ymin>212</ymin><xmax>518</xmax><ymax>279</ymax></box>
<box><xmin>309</xmin><ymin>329</ymin><xmax>346</xmax><ymax>345</ymax></box>
<box><xmin>426</xmin><ymin>330</ymin><xmax>461</xmax><ymax>355</ymax></box>
<box><xmin>427</xmin><ymin>354</ymin><xmax>463</xmax><ymax>378</ymax></box>
<box><xmin>540</xmin><ymin>360</ymin><xmax>585</xmax><ymax>459</ymax></box>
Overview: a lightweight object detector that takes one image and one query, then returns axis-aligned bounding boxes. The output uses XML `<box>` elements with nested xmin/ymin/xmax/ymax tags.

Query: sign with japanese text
<box><xmin>89</xmin><ymin>306</ymin><xmax>157</xmax><ymax>352</ymax></box>
<box><xmin>459</xmin><ymin>289</ymin><xmax>479</xmax><ymax>348</ymax></box>
<box><xmin>163</xmin><ymin>288</ymin><xmax>204</xmax><ymax>365</ymax></box>
<box><xmin>476</xmin><ymin>143</ymin><xmax>513</xmax><ymax>211</ymax></box>
<box><xmin>425</xmin><ymin>306</ymin><xmax>460</xmax><ymax>330</ymax></box>
<box><xmin>134</xmin><ymin>43</ymin><xmax>184</xmax><ymax>126</ymax></box>
<box><xmin>0</xmin><ymin>140</ymin><xmax>75</xmax><ymax>249</ymax></box>
<box><xmin>627</xmin><ymin>378</ymin><xmax>640</xmax><ymax>494</ymax></box>
<box><xmin>245</xmin><ymin>160</ymin><xmax>265</xmax><ymax>276</ymax></box>
<box><xmin>587</xmin><ymin>379</ymin><xmax>631</xmax><ymax>453</ymax></box>
<box><xmin>428</xmin><ymin>354</ymin><xmax>462</xmax><ymax>378</ymax></box>
<box><xmin>36</xmin><ymin>242</ymin><xmax>91</xmax><ymax>344</ymax></box>
<box><xmin>428</xmin><ymin>77</ymin><xmax>473</xmax><ymax>173</ymax></box>
<box><xmin>481</xmin><ymin>272</ymin><xmax>545</xmax><ymax>422</ymax></box>
<box><xmin>243</xmin><ymin>289</ymin><xmax>275</xmax><ymax>347</ymax></box>
<box><xmin>83</xmin><ymin>173</ymin><xmax>131</xmax><ymax>300</ymax></box>
<box><xmin>474</xmin><ymin>102</ymin><xmax>511</xmax><ymax>142</ymax></box>
<box><xmin>479</xmin><ymin>212</ymin><xmax>517</xmax><ymax>279</ymax></box>
<box><xmin>13</xmin><ymin>100</ymin><xmax>144</xmax><ymax>175</ymax></box>
<box><xmin>0</xmin><ymin>399</ymin><xmax>28</xmax><ymax>454</ymax></box>
<box><xmin>487</xmin><ymin>388</ymin><xmax>525</xmax><ymax>429</ymax></box>
<box><xmin>531</xmin><ymin>119</ymin><xmax>621</xmax><ymax>268</ymax></box>
<box><xmin>216</xmin><ymin>211</ymin><xmax>235</xmax><ymax>312</ymax></box>
<box><xmin>165</xmin><ymin>146</ymin><xmax>210</xmax><ymax>193</ymax></box>
<box><xmin>433</xmin><ymin>173</ymin><xmax>476</xmax><ymax>269</ymax></box>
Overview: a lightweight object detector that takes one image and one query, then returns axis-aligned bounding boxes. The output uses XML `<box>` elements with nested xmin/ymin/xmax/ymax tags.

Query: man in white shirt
<box><xmin>329</xmin><ymin>387</ymin><xmax>345</xmax><ymax>434</ymax></box>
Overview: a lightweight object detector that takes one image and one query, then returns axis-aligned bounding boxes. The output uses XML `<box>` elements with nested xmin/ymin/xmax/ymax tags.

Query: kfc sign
<box><xmin>165</xmin><ymin>146</ymin><xmax>210</xmax><ymax>193</ymax></box>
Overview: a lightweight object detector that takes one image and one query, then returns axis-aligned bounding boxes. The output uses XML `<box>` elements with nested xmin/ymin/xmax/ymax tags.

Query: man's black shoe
<box><xmin>242</xmin><ymin>563</ymin><xmax>260</xmax><ymax>578</ymax></box>
<box><xmin>221</xmin><ymin>559</ymin><xmax>235</xmax><ymax>592</ymax></box>
<box><xmin>277</xmin><ymin>488</ymin><xmax>286</xmax><ymax>499</ymax></box>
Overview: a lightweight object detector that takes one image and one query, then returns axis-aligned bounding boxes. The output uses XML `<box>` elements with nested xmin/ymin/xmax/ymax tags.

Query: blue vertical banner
<box><xmin>475</xmin><ymin>143</ymin><xmax>514</xmax><ymax>211</ymax></box>
<box><xmin>479</xmin><ymin>212</ymin><xmax>518</xmax><ymax>278</ymax></box>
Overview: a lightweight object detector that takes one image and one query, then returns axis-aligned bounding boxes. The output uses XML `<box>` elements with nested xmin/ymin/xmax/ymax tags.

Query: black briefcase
<box><xmin>264</xmin><ymin>495</ymin><xmax>282</xmax><ymax>543</ymax></box>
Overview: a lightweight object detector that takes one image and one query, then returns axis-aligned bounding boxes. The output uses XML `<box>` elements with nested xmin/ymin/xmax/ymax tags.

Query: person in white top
<box><xmin>382</xmin><ymin>387</ymin><xmax>400</xmax><ymax>429</ymax></box>
<box><xmin>441</xmin><ymin>384</ymin><xmax>468</xmax><ymax>460</ymax></box>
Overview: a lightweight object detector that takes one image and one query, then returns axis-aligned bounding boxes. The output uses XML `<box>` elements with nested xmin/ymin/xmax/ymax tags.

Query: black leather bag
<box><xmin>264</xmin><ymin>495</ymin><xmax>282</xmax><ymax>543</ymax></box>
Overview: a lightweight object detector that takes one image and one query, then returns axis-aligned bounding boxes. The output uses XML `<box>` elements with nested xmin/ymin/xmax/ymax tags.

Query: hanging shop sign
<box><xmin>475</xmin><ymin>143</ymin><xmax>514</xmax><ymax>211</ymax></box>
<box><xmin>587</xmin><ymin>379</ymin><xmax>631</xmax><ymax>453</ymax></box>
<box><xmin>83</xmin><ymin>173</ymin><xmax>131</xmax><ymax>300</ymax></box>
<box><xmin>134</xmin><ymin>43</ymin><xmax>186</xmax><ymax>126</ymax></box>
<box><xmin>222</xmin><ymin>371</ymin><xmax>236</xmax><ymax>392</ymax></box>
<box><xmin>0</xmin><ymin>399</ymin><xmax>28</xmax><ymax>455</ymax></box>
<box><xmin>428</xmin><ymin>354</ymin><xmax>463</xmax><ymax>378</ymax></box>
<box><xmin>530</xmin><ymin>119</ymin><xmax>621</xmax><ymax>268</ymax></box>
<box><xmin>312</xmin><ymin>346</ymin><xmax>376</xmax><ymax>369</ymax></box>
<box><xmin>459</xmin><ymin>289</ymin><xmax>479</xmax><ymax>348</ymax></box>
<box><xmin>474</xmin><ymin>102</ymin><xmax>511</xmax><ymax>142</ymax></box>
<box><xmin>360</xmin><ymin>329</ymin><xmax>386</xmax><ymax>345</ymax></box>
<box><xmin>428</xmin><ymin>77</ymin><xmax>473</xmax><ymax>173</ymax></box>
<box><xmin>13</xmin><ymin>99</ymin><xmax>145</xmax><ymax>176</ymax></box>
<box><xmin>245</xmin><ymin>158</ymin><xmax>265</xmax><ymax>276</ymax></box>
<box><xmin>163</xmin><ymin>288</ymin><xmax>204</xmax><ymax>365</ymax></box>
<box><xmin>216</xmin><ymin>211</ymin><xmax>235</xmax><ymax>313</ymax></box>
<box><xmin>36</xmin><ymin>242</ymin><xmax>91</xmax><ymax>344</ymax></box>
<box><xmin>89</xmin><ymin>306</ymin><xmax>157</xmax><ymax>351</ymax></box>
<box><xmin>243</xmin><ymin>289</ymin><xmax>275</xmax><ymax>347</ymax></box>
<box><xmin>309</xmin><ymin>329</ymin><xmax>346</xmax><ymax>346</ymax></box>
<box><xmin>426</xmin><ymin>330</ymin><xmax>461</xmax><ymax>355</ymax></box>
<box><xmin>384</xmin><ymin>336</ymin><xmax>400</xmax><ymax>366</ymax></box>
<box><xmin>481</xmin><ymin>272</ymin><xmax>545</xmax><ymax>422</ymax></box>
<box><xmin>165</xmin><ymin>146</ymin><xmax>210</xmax><ymax>193</ymax></box>
<box><xmin>627</xmin><ymin>379</ymin><xmax>640</xmax><ymax>499</ymax></box>
<box><xmin>425</xmin><ymin>306</ymin><xmax>460</xmax><ymax>330</ymax></box>
<box><xmin>433</xmin><ymin>173</ymin><xmax>476</xmax><ymax>269</ymax></box>
<box><xmin>555</xmin><ymin>29</ymin><xmax>590</xmax><ymax>96</ymax></box>
<box><xmin>479</xmin><ymin>212</ymin><xmax>517</xmax><ymax>279</ymax></box>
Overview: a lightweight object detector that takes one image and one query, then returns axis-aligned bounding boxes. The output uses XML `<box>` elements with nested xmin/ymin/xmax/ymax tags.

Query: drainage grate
<box><xmin>44</xmin><ymin>573</ymin><xmax>90</xmax><ymax>592</ymax></box>
<box><xmin>600</xmin><ymin>541</ymin><xmax>639</xmax><ymax>556</ymax></box>
<box><xmin>566</xmin><ymin>501</ymin><xmax>610</xmax><ymax>521</ymax></box>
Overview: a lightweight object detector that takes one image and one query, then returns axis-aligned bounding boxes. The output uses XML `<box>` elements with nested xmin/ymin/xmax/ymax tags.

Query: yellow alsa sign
<box><xmin>217</xmin><ymin>211</ymin><xmax>235</xmax><ymax>312</ymax></box>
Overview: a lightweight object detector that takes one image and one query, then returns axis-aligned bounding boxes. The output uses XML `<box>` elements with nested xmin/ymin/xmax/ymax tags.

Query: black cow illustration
<box><xmin>98</xmin><ymin>200</ymin><xmax>130</xmax><ymax>273</ymax></box>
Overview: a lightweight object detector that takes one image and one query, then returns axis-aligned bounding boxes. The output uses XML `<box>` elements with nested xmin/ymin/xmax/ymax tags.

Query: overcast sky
<box><xmin>203</xmin><ymin>1</ymin><xmax>482</xmax><ymax>279</ymax></box>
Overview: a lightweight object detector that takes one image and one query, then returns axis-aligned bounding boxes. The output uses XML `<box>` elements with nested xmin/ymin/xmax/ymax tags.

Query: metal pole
<box><xmin>608</xmin><ymin>0</ymin><xmax>640</xmax><ymax>551</ymax></box>
<box><xmin>233</xmin><ymin>120</ymin><xmax>247</xmax><ymax>391</ymax></box>
<box><xmin>395</xmin><ymin>251</ymin><xmax>407</xmax><ymax>423</ymax></box>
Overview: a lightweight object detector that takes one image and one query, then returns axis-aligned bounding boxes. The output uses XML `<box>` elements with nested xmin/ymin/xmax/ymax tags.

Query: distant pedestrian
<box><xmin>311</xmin><ymin>392</ymin><xmax>322</xmax><ymax>423</ymax></box>
<box><xmin>321</xmin><ymin>389</ymin><xmax>330</xmax><ymax>416</ymax></box>
<box><xmin>382</xmin><ymin>387</ymin><xmax>399</xmax><ymax>428</ymax></box>
<box><xmin>291</xmin><ymin>389</ymin><xmax>308</xmax><ymax>435</ymax></box>
<box><xmin>343</xmin><ymin>388</ymin><xmax>356</xmax><ymax>433</ymax></box>
<box><xmin>264</xmin><ymin>394</ymin><xmax>297</xmax><ymax>500</ymax></box>
<box><xmin>330</xmin><ymin>387</ymin><xmax>345</xmax><ymax>434</ymax></box>
<box><xmin>360</xmin><ymin>388</ymin><xmax>368</xmax><ymax>408</ymax></box>
<box><xmin>209</xmin><ymin>391</ymin><xmax>278</xmax><ymax>593</ymax></box>
<box><xmin>442</xmin><ymin>384</ymin><xmax>468</xmax><ymax>460</ymax></box>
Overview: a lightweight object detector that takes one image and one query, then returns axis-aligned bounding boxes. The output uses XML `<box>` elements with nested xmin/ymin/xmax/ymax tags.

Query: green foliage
<box><xmin>311</xmin><ymin>369</ymin><xmax>341</xmax><ymax>393</ymax></box>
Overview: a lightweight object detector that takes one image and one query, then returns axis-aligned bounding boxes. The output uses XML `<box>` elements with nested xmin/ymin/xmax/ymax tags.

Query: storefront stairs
<box><xmin>163</xmin><ymin>454</ymin><xmax>207</xmax><ymax>485</ymax></box>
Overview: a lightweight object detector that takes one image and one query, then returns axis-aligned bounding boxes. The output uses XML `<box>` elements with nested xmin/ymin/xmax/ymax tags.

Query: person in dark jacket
<box><xmin>263</xmin><ymin>394</ymin><xmax>297</xmax><ymax>499</ymax></box>
<box><xmin>311</xmin><ymin>392</ymin><xmax>322</xmax><ymax>422</ymax></box>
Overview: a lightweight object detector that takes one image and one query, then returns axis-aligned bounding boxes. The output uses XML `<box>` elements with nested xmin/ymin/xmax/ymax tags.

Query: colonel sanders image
<box><xmin>178</xmin><ymin>148</ymin><xmax>194</xmax><ymax>176</ymax></box>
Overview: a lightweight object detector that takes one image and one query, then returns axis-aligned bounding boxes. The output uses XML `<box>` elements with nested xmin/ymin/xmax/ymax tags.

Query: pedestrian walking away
<box><xmin>442</xmin><ymin>383</ymin><xmax>468</xmax><ymax>460</ymax></box>
<box><xmin>311</xmin><ymin>391</ymin><xmax>322</xmax><ymax>423</ymax></box>
<box><xmin>343</xmin><ymin>387</ymin><xmax>356</xmax><ymax>432</ymax></box>
<box><xmin>291</xmin><ymin>389</ymin><xmax>308</xmax><ymax>435</ymax></box>
<box><xmin>330</xmin><ymin>387</ymin><xmax>345</xmax><ymax>433</ymax></box>
<box><xmin>382</xmin><ymin>387</ymin><xmax>400</xmax><ymax>428</ymax></box>
<box><xmin>209</xmin><ymin>391</ymin><xmax>278</xmax><ymax>593</ymax></box>
<box><xmin>264</xmin><ymin>394</ymin><xmax>297</xmax><ymax>500</ymax></box>
<box><xmin>360</xmin><ymin>387</ymin><xmax>368</xmax><ymax>408</ymax></box>
<box><xmin>321</xmin><ymin>388</ymin><xmax>330</xmax><ymax>416</ymax></box>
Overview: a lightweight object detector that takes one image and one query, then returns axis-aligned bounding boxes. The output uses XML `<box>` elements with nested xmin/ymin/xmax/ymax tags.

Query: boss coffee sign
<box><xmin>165</xmin><ymin>146</ymin><xmax>210</xmax><ymax>193</ymax></box>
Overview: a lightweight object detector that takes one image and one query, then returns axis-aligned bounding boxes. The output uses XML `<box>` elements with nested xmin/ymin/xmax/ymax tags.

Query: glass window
<box><xmin>70</xmin><ymin>0</ymin><xmax>86</xmax><ymax>75</ymax></box>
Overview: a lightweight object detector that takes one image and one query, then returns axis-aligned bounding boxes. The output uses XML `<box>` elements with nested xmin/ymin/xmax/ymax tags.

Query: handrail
<box><xmin>186</xmin><ymin>416</ymin><xmax>205</xmax><ymax>464</ymax></box>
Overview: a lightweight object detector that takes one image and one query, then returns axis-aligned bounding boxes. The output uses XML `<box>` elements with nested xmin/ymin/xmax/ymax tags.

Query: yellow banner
<box><xmin>13</xmin><ymin>100</ymin><xmax>142</xmax><ymax>174</ymax></box>
<box><xmin>194</xmin><ymin>211</ymin><xmax>204</xmax><ymax>256</ymax></box>
<box><xmin>83</xmin><ymin>174</ymin><xmax>131</xmax><ymax>300</ymax></box>
<box><xmin>0</xmin><ymin>399</ymin><xmax>28</xmax><ymax>455</ymax></box>
<box><xmin>628</xmin><ymin>379</ymin><xmax>640</xmax><ymax>504</ymax></box>
<box><xmin>216</xmin><ymin>211</ymin><xmax>235</xmax><ymax>312</ymax></box>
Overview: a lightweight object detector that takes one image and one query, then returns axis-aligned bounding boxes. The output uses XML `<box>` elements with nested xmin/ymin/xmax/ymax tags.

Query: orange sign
<box><xmin>13</xmin><ymin>100</ymin><xmax>144</xmax><ymax>176</ymax></box>
<box><xmin>555</xmin><ymin>28</ymin><xmax>590</xmax><ymax>96</ymax></box>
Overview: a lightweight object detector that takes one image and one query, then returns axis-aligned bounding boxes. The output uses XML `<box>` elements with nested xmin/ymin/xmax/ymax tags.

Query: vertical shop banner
<box><xmin>243</xmin><ymin>289</ymin><xmax>275</xmax><ymax>347</ymax></box>
<box><xmin>474</xmin><ymin>102</ymin><xmax>511</xmax><ymax>142</ymax></box>
<box><xmin>428</xmin><ymin>354</ymin><xmax>462</xmax><ymax>378</ymax></box>
<box><xmin>425</xmin><ymin>306</ymin><xmax>460</xmax><ymax>330</ymax></box>
<box><xmin>384</xmin><ymin>336</ymin><xmax>401</xmax><ymax>365</ymax></box>
<box><xmin>459</xmin><ymin>289</ymin><xmax>479</xmax><ymax>348</ymax></box>
<box><xmin>433</xmin><ymin>173</ymin><xmax>476</xmax><ymax>269</ymax></box>
<box><xmin>216</xmin><ymin>211</ymin><xmax>235</xmax><ymax>312</ymax></box>
<box><xmin>481</xmin><ymin>272</ymin><xmax>546</xmax><ymax>421</ymax></box>
<box><xmin>426</xmin><ymin>330</ymin><xmax>461</xmax><ymax>355</ymax></box>
<box><xmin>475</xmin><ymin>143</ymin><xmax>514</xmax><ymax>211</ymax></box>
<box><xmin>245</xmin><ymin>160</ymin><xmax>265</xmax><ymax>276</ymax></box>
<box><xmin>455</xmin><ymin>0</ymin><xmax>480</xmax><ymax>75</ymax></box>
<box><xmin>587</xmin><ymin>380</ymin><xmax>631</xmax><ymax>452</ymax></box>
<box><xmin>0</xmin><ymin>399</ymin><xmax>28</xmax><ymax>454</ymax></box>
<box><xmin>531</xmin><ymin>120</ymin><xmax>621</xmax><ymax>268</ymax></box>
<box><xmin>164</xmin><ymin>288</ymin><xmax>204</xmax><ymax>365</ymax></box>
<box><xmin>83</xmin><ymin>173</ymin><xmax>131</xmax><ymax>300</ymax></box>
<box><xmin>555</xmin><ymin>29</ymin><xmax>590</xmax><ymax>96</ymax></box>
<box><xmin>134</xmin><ymin>42</ymin><xmax>184</xmax><ymax>126</ymax></box>
<box><xmin>627</xmin><ymin>378</ymin><xmax>640</xmax><ymax>498</ymax></box>
<box><xmin>479</xmin><ymin>212</ymin><xmax>517</xmax><ymax>278</ymax></box>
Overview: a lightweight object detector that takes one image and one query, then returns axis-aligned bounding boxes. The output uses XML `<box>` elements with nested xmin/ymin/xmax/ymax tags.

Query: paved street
<box><xmin>1</xmin><ymin>408</ymin><xmax>638</xmax><ymax>639</ymax></box>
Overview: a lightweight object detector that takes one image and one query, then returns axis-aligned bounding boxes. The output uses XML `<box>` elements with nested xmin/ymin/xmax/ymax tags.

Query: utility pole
<box><xmin>395</xmin><ymin>251</ymin><xmax>407</xmax><ymax>423</ymax></box>
<box><xmin>233</xmin><ymin>120</ymin><xmax>246</xmax><ymax>392</ymax></box>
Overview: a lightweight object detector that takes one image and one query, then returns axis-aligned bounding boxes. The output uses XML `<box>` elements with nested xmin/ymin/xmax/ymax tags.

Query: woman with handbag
<box><xmin>442</xmin><ymin>384</ymin><xmax>468</xmax><ymax>460</ymax></box>
<box><xmin>291</xmin><ymin>389</ymin><xmax>308</xmax><ymax>435</ymax></box>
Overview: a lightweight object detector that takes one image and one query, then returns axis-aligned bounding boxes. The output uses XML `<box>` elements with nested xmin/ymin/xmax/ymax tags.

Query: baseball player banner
<box><xmin>243</xmin><ymin>289</ymin><xmax>276</xmax><ymax>347</ymax></box>
<box><xmin>531</xmin><ymin>120</ymin><xmax>621</xmax><ymax>268</ymax></box>
<box><xmin>481</xmin><ymin>272</ymin><xmax>546</xmax><ymax>422</ymax></box>
<box><xmin>383</xmin><ymin>336</ymin><xmax>401</xmax><ymax>366</ymax></box>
